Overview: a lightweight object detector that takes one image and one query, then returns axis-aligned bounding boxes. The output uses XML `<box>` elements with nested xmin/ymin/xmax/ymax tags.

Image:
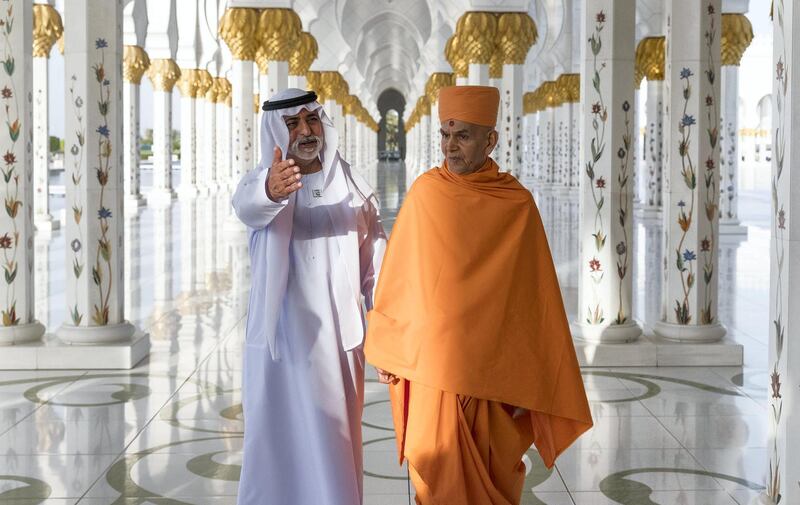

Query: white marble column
<box><xmin>216</xmin><ymin>78</ymin><xmax>231</xmax><ymax>190</ymax></box>
<box><xmin>58</xmin><ymin>0</ymin><xmax>139</xmax><ymax>344</ymax></box>
<box><xmin>642</xmin><ymin>79</ymin><xmax>665</xmax><ymax>217</ymax></box>
<box><xmin>758</xmin><ymin>2</ymin><xmax>800</xmax><ymax>503</ymax></box>
<box><xmin>122</xmin><ymin>45</ymin><xmax>148</xmax><ymax>211</ymax></box>
<box><xmin>32</xmin><ymin>4</ymin><xmax>62</xmax><ymax>233</ymax></box>
<box><xmin>146</xmin><ymin>59</ymin><xmax>180</xmax><ymax>205</ymax></box>
<box><xmin>719</xmin><ymin>65</ymin><xmax>746</xmax><ymax>235</ymax></box>
<box><xmin>0</xmin><ymin>0</ymin><xmax>44</xmax><ymax>345</ymax></box>
<box><xmin>232</xmin><ymin>61</ymin><xmax>255</xmax><ymax>180</ymax></box>
<box><xmin>176</xmin><ymin>69</ymin><xmax>201</xmax><ymax>198</ymax></box>
<box><xmin>501</xmin><ymin>64</ymin><xmax>524</xmax><ymax>176</ymax></box>
<box><xmin>573</xmin><ymin>1</ymin><xmax>642</xmax><ymax>343</ymax></box>
<box><xmin>654</xmin><ymin>0</ymin><xmax>725</xmax><ymax>342</ymax></box>
<box><xmin>219</xmin><ymin>7</ymin><xmax>258</xmax><ymax>184</ymax></box>
<box><xmin>200</xmin><ymin>78</ymin><xmax>218</xmax><ymax>194</ymax></box>
<box><xmin>542</xmin><ymin>103</ymin><xmax>555</xmax><ymax>185</ymax></box>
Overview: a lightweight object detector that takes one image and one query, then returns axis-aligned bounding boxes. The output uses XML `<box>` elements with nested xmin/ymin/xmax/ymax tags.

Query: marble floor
<box><xmin>0</xmin><ymin>161</ymin><xmax>770</xmax><ymax>504</ymax></box>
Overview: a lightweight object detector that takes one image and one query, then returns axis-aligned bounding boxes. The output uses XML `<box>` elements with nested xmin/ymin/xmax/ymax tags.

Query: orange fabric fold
<box><xmin>366</xmin><ymin>158</ymin><xmax>592</xmax><ymax>469</ymax></box>
<box><xmin>402</xmin><ymin>380</ymin><xmax>533</xmax><ymax>505</ymax></box>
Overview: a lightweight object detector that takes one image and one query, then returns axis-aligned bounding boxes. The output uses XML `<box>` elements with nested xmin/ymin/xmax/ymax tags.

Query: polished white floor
<box><xmin>0</xmin><ymin>161</ymin><xmax>770</xmax><ymax>504</ymax></box>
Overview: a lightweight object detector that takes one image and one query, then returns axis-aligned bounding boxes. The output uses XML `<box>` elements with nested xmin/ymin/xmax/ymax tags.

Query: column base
<box><xmin>571</xmin><ymin>320</ymin><xmax>643</xmax><ymax>343</ymax></box>
<box><xmin>57</xmin><ymin>320</ymin><xmax>137</xmax><ymax>344</ymax></box>
<box><xmin>653</xmin><ymin>320</ymin><xmax>727</xmax><ymax>343</ymax></box>
<box><xmin>572</xmin><ymin>328</ymin><xmax>743</xmax><ymax>367</ymax></box>
<box><xmin>719</xmin><ymin>219</ymin><xmax>748</xmax><ymax>237</ymax></box>
<box><xmin>0</xmin><ymin>330</ymin><xmax>150</xmax><ymax>370</ymax></box>
<box><xmin>0</xmin><ymin>320</ymin><xmax>46</xmax><ymax>345</ymax></box>
<box><xmin>147</xmin><ymin>188</ymin><xmax>177</xmax><ymax>206</ymax></box>
<box><xmin>34</xmin><ymin>215</ymin><xmax>61</xmax><ymax>233</ymax></box>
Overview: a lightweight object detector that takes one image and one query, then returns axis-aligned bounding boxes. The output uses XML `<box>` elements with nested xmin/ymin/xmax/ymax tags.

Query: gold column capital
<box><xmin>290</xmin><ymin>32</ymin><xmax>318</xmax><ymax>76</ymax></box>
<box><xmin>556</xmin><ymin>73</ymin><xmax>580</xmax><ymax>104</ymax></box>
<box><xmin>342</xmin><ymin>94</ymin><xmax>360</xmax><ymax>116</ymax></box>
<box><xmin>213</xmin><ymin>77</ymin><xmax>232</xmax><ymax>104</ymax></box>
<box><xmin>417</xmin><ymin>95</ymin><xmax>431</xmax><ymax>116</ymax></box>
<box><xmin>523</xmin><ymin>91</ymin><xmax>534</xmax><ymax>114</ymax></box>
<box><xmin>455</xmin><ymin>11</ymin><xmax>497</xmax><ymax>65</ymax></box>
<box><xmin>197</xmin><ymin>70</ymin><xmax>214</xmax><ymax>98</ymax></box>
<box><xmin>316</xmin><ymin>71</ymin><xmax>348</xmax><ymax>104</ymax></box>
<box><xmin>445</xmin><ymin>35</ymin><xmax>468</xmax><ymax>78</ymax></box>
<box><xmin>175</xmin><ymin>69</ymin><xmax>201</xmax><ymax>98</ymax></box>
<box><xmin>219</xmin><ymin>7</ymin><xmax>259</xmax><ymax>61</ymax></box>
<box><xmin>489</xmin><ymin>51</ymin><xmax>502</xmax><ymax>79</ymax></box>
<box><xmin>33</xmin><ymin>4</ymin><xmax>63</xmax><ymax>58</ymax></box>
<box><xmin>721</xmin><ymin>13</ymin><xmax>754</xmax><ymax>66</ymax></box>
<box><xmin>306</xmin><ymin>71</ymin><xmax>322</xmax><ymax>97</ymax></box>
<box><xmin>123</xmin><ymin>45</ymin><xmax>150</xmax><ymax>85</ymax></box>
<box><xmin>540</xmin><ymin>80</ymin><xmax>558</xmax><ymax>109</ymax></box>
<box><xmin>497</xmin><ymin>12</ymin><xmax>537</xmax><ymax>65</ymax></box>
<box><xmin>425</xmin><ymin>72</ymin><xmax>456</xmax><ymax>104</ymax></box>
<box><xmin>257</xmin><ymin>8</ymin><xmax>302</xmax><ymax>65</ymax></box>
<box><xmin>146</xmin><ymin>59</ymin><xmax>181</xmax><ymax>92</ymax></box>
<box><xmin>635</xmin><ymin>36</ymin><xmax>665</xmax><ymax>87</ymax></box>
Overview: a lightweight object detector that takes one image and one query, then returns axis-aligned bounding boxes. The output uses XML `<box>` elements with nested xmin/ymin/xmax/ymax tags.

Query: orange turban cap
<box><xmin>438</xmin><ymin>85</ymin><xmax>499</xmax><ymax>128</ymax></box>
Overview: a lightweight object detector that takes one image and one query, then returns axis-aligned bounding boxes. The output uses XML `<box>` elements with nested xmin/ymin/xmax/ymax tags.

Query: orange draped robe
<box><xmin>365</xmin><ymin>158</ymin><xmax>592</xmax><ymax>504</ymax></box>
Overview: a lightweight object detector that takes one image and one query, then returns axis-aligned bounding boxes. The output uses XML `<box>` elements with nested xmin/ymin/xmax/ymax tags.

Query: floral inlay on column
<box><xmin>674</xmin><ymin>66</ymin><xmax>697</xmax><ymax>325</ymax></box>
<box><xmin>615</xmin><ymin>100</ymin><xmax>632</xmax><ymax>324</ymax></box>
<box><xmin>0</xmin><ymin>2</ymin><xmax>21</xmax><ymax>326</ymax></box>
<box><xmin>768</xmin><ymin>1</ymin><xmax>787</xmax><ymax>500</ymax></box>
<box><xmin>701</xmin><ymin>7</ymin><xmax>719</xmax><ymax>325</ymax></box>
<box><xmin>585</xmin><ymin>10</ymin><xmax>607</xmax><ymax>325</ymax></box>
<box><xmin>67</xmin><ymin>73</ymin><xmax>85</xmax><ymax>325</ymax></box>
<box><xmin>91</xmin><ymin>38</ymin><xmax>112</xmax><ymax>325</ymax></box>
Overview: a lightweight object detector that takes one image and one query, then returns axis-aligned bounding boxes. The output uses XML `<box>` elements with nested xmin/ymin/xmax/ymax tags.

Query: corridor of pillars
<box><xmin>0</xmin><ymin>0</ymin><xmax>794</xmax><ymax>503</ymax></box>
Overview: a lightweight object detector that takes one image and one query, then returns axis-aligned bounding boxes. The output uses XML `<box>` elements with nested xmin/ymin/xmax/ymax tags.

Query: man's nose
<box><xmin>297</xmin><ymin>120</ymin><xmax>311</xmax><ymax>136</ymax></box>
<box><xmin>445</xmin><ymin>135</ymin><xmax>458</xmax><ymax>151</ymax></box>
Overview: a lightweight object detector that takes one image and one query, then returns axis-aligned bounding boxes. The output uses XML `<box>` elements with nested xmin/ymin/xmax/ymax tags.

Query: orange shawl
<box><xmin>365</xmin><ymin>158</ymin><xmax>592</xmax><ymax>467</ymax></box>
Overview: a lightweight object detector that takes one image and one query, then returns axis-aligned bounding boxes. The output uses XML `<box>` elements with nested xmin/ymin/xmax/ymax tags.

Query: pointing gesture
<box><xmin>265</xmin><ymin>147</ymin><xmax>302</xmax><ymax>202</ymax></box>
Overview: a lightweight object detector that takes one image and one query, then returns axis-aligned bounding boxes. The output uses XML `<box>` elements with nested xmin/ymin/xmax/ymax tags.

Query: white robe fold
<box><xmin>233</xmin><ymin>155</ymin><xmax>386</xmax><ymax>504</ymax></box>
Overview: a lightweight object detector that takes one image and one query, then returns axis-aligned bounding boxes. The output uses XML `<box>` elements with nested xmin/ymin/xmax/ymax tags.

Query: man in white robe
<box><xmin>232</xmin><ymin>88</ymin><xmax>386</xmax><ymax>505</ymax></box>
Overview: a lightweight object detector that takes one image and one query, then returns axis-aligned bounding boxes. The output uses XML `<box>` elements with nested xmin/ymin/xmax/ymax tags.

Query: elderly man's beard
<box><xmin>288</xmin><ymin>134</ymin><xmax>323</xmax><ymax>162</ymax></box>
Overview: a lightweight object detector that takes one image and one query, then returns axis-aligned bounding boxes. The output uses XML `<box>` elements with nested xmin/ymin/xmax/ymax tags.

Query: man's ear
<box><xmin>486</xmin><ymin>129</ymin><xmax>498</xmax><ymax>155</ymax></box>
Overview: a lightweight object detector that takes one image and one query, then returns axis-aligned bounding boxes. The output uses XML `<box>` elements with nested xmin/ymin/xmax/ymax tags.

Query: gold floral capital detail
<box><xmin>146</xmin><ymin>59</ymin><xmax>181</xmax><ymax>92</ymax></box>
<box><xmin>721</xmin><ymin>13</ymin><xmax>754</xmax><ymax>66</ymax></box>
<box><xmin>197</xmin><ymin>70</ymin><xmax>214</xmax><ymax>98</ymax></box>
<box><xmin>211</xmin><ymin>77</ymin><xmax>230</xmax><ymax>104</ymax></box>
<box><xmin>123</xmin><ymin>45</ymin><xmax>150</xmax><ymax>85</ymax></box>
<box><xmin>425</xmin><ymin>73</ymin><xmax>456</xmax><ymax>104</ymax></box>
<box><xmin>556</xmin><ymin>74</ymin><xmax>580</xmax><ymax>104</ymax></box>
<box><xmin>445</xmin><ymin>35</ymin><xmax>468</xmax><ymax>77</ymax></box>
<box><xmin>497</xmin><ymin>12</ymin><xmax>537</xmax><ymax>65</ymax></box>
<box><xmin>455</xmin><ymin>12</ymin><xmax>497</xmax><ymax>65</ymax></box>
<box><xmin>258</xmin><ymin>9</ymin><xmax>301</xmax><ymax>64</ymax></box>
<box><xmin>635</xmin><ymin>36</ymin><xmax>665</xmax><ymax>87</ymax></box>
<box><xmin>33</xmin><ymin>4</ymin><xmax>63</xmax><ymax>58</ymax></box>
<box><xmin>219</xmin><ymin>8</ymin><xmax>259</xmax><ymax>61</ymax></box>
<box><xmin>290</xmin><ymin>32</ymin><xmax>318</xmax><ymax>76</ymax></box>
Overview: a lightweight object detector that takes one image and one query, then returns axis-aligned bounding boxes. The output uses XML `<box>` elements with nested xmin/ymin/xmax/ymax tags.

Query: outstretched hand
<box><xmin>265</xmin><ymin>147</ymin><xmax>302</xmax><ymax>202</ymax></box>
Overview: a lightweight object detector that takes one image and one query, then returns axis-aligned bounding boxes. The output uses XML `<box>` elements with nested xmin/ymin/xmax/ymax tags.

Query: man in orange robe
<box><xmin>365</xmin><ymin>85</ymin><xmax>592</xmax><ymax>505</ymax></box>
